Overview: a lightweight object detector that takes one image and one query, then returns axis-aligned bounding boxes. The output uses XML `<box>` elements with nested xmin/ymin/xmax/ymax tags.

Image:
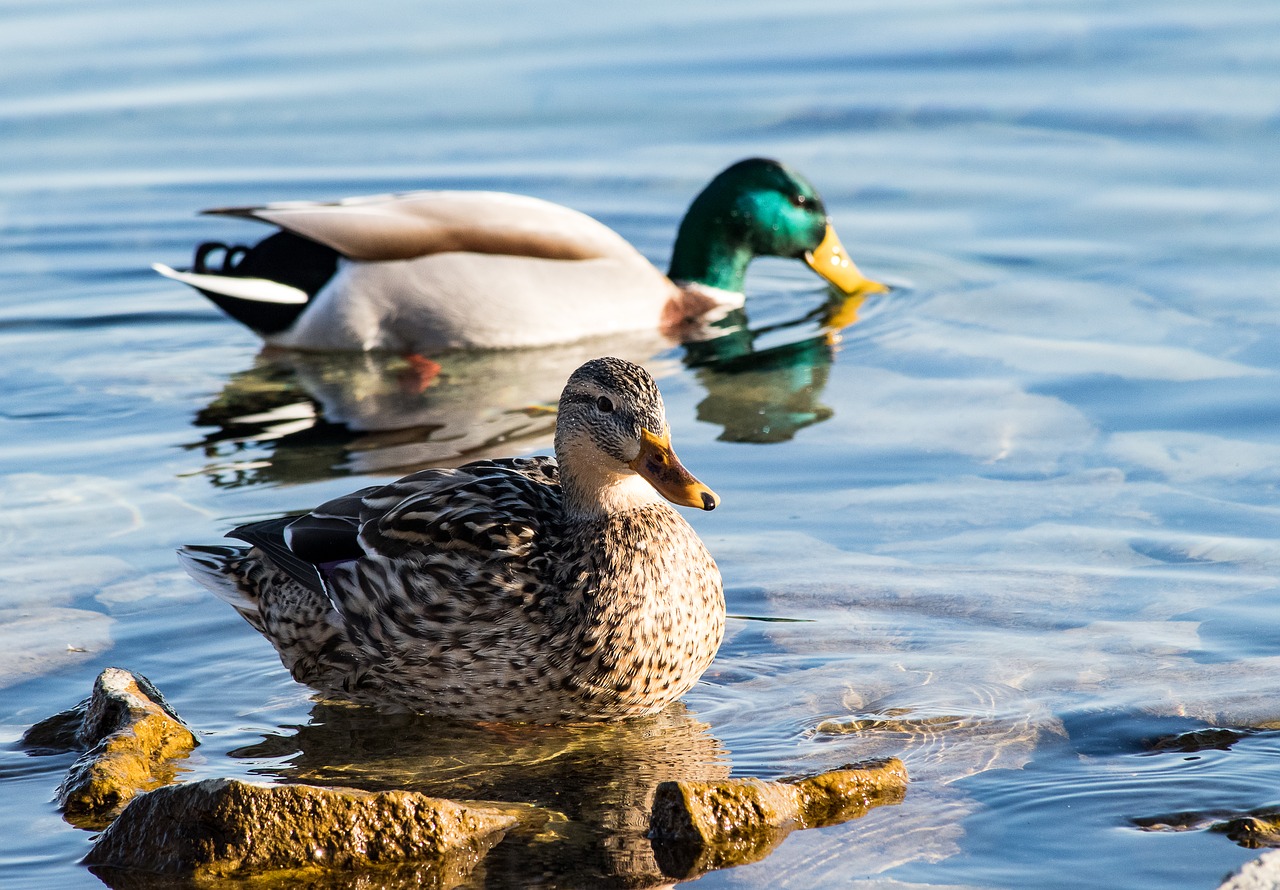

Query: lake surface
<box><xmin>3</xmin><ymin>1</ymin><xmax>1280</xmax><ymax>887</ymax></box>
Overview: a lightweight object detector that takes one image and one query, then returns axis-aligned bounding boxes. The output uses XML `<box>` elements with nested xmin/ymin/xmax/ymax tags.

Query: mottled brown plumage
<box><xmin>180</xmin><ymin>357</ymin><xmax>724</xmax><ymax>722</ymax></box>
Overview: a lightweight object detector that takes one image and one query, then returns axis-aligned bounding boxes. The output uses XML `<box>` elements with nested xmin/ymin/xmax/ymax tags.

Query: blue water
<box><xmin>3</xmin><ymin>1</ymin><xmax>1280</xmax><ymax>887</ymax></box>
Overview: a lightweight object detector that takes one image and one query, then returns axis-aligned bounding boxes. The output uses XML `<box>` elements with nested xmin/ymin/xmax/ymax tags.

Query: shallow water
<box><xmin>3</xmin><ymin>1</ymin><xmax>1280</xmax><ymax>887</ymax></box>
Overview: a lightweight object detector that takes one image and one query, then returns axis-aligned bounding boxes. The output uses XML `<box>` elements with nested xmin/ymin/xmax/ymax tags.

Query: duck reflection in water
<box><xmin>189</xmin><ymin>289</ymin><xmax>871</xmax><ymax>488</ymax></box>
<box><xmin>229</xmin><ymin>702</ymin><xmax>732</xmax><ymax>887</ymax></box>
<box><xmin>682</xmin><ymin>288</ymin><xmax>867</xmax><ymax>443</ymax></box>
<box><xmin>221</xmin><ymin>700</ymin><xmax>902</xmax><ymax>887</ymax></box>
<box><xmin>190</xmin><ymin>331</ymin><xmax>673</xmax><ymax>485</ymax></box>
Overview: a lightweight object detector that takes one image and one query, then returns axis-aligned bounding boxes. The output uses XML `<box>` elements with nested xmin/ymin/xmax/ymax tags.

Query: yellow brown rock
<box><xmin>650</xmin><ymin>757</ymin><xmax>907</xmax><ymax>878</ymax></box>
<box><xmin>792</xmin><ymin>759</ymin><xmax>909</xmax><ymax>827</ymax></box>
<box><xmin>21</xmin><ymin>667</ymin><xmax>197</xmax><ymax>828</ymax></box>
<box><xmin>84</xmin><ymin>777</ymin><xmax>519</xmax><ymax>885</ymax></box>
<box><xmin>1212</xmin><ymin>811</ymin><xmax>1280</xmax><ymax>849</ymax></box>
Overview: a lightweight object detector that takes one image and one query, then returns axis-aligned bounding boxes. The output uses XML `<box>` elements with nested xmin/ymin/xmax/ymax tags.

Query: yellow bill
<box><xmin>629</xmin><ymin>428</ymin><xmax>719</xmax><ymax>511</ymax></box>
<box><xmin>804</xmin><ymin>224</ymin><xmax>888</xmax><ymax>296</ymax></box>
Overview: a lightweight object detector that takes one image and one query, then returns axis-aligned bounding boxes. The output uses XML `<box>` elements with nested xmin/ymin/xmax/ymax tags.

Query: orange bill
<box><xmin>629</xmin><ymin>428</ymin><xmax>719</xmax><ymax>511</ymax></box>
<box><xmin>804</xmin><ymin>223</ymin><xmax>888</xmax><ymax>296</ymax></box>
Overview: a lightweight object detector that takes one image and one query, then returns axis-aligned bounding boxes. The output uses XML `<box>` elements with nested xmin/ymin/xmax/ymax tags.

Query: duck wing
<box><xmin>226</xmin><ymin>457</ymin><xmax>561</xmax><ymax>596</ymax></box>
<box><xmin>355</xmin><ymin>456</ymin><xmax>561</xmax><ymax>558</ymax></box>
<box><xmin>227</xmin><ymin>487</ymin><xmax>378</xmax><ymax>596</ymax></box>
<box><xmin>204</xmin><ymin>191</ymin><xmax>644</xmax><ymax>264</ymax></box>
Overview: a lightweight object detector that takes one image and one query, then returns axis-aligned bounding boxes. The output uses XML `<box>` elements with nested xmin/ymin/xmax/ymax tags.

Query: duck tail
<box><xmin>177</xmin><ymin>545</ymin><xmax>265</xmax><ymax>629</ymax></box>
<box><xmin>179</xmin><ymin>543</ymin><xmax>361</xmax><ymax>694</ymax></box>
<box><xmin>154</xmin><ymin>230</ymin><xmax>340</xmax><ymax>336</ymax></box>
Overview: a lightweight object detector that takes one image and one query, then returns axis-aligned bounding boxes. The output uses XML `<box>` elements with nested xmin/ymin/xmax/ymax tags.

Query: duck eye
<box><xmin>789</xmin><ymin>193</ymin><xmax>807</xmax><ymax>208</ymax></box>
<box><xmin>596</xmin><ymin>395</ymin><xmax>614</xmax><ymax>413</ymax></box>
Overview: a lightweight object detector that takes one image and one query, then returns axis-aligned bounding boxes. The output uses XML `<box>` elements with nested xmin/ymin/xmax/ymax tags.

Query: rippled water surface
<box><xmin>4</xmin><ymin>1</ymin><xmax>1280</xmax><ymax>887</ymax></box>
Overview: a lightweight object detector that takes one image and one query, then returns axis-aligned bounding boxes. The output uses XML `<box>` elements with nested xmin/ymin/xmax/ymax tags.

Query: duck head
<box><xmin>555</xmin><ymin>357</ymin><xmax>718</xmax><ymax>516</ymax></box>
<box><xmin>668</xmin><ymin>157</ymin><xmax>885</xmax><ymax>298</ymax></box>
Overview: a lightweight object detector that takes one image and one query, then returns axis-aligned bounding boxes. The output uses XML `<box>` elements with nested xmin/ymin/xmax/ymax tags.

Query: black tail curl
<box><xmin>194</xmin><ymin>242</ymin><xmax>250</xmax><ymax>275</ymax></box>
<box><xmin>187</xmin><ymin>230</ymin><xmax>340</xmax><ymax>336</ymax></box>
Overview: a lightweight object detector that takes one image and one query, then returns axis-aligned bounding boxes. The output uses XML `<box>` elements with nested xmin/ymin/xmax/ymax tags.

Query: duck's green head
<box><xmin>668</xmin><ymin>158</ymin><xmax>885</xmax><ymax>297</ymax></box>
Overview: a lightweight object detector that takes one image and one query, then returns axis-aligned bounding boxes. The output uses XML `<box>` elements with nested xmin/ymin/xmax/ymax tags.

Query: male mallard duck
<box><xmin>154</xmin><ymin>158</ymin><xmax>885</xmax><ymax>352</ymax></box>
<box><xmin>179</xmin><ymin>357</ymin><xmax>724</xmax><ymax>722</ymax></box>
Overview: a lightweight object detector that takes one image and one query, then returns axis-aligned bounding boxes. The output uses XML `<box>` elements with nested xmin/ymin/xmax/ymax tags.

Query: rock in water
<box><xmin>84</xmin><ymin>778</ymin><xmax>520</xmax><ymax>884</ymax></box>
<box><xmin>1217</xmin><ymin>849</ymin><xmax>1280</xmax><ymax>890</ymax></box>
<box><xmin>21</xmin><ymin>667</ymin><xmax>197</xmax><ymax>828</ymax></box>
<box><xmin>650</xmin><ymin>758</ymin><xmax>908</xmax><ymax>878</ymax></box>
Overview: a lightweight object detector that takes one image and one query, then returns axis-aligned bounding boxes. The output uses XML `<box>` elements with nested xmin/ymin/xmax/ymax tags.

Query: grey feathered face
<box><xmin>556</xmin><ymin>357</ymin><xmax>718</xmax><ymax>511</ymax></box>
<box><xmin>558</xmin><ymin>357</ymin><xmax>665</xmax><ymax>463</ymax></box>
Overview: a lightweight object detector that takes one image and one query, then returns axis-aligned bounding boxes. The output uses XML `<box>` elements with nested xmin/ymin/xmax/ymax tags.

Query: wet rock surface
<box><xmin>85</xmin><ymin>777</ymin><xmax>520</xmax><ymax>886</ymax></box>
<box><xmin>232</xmin><ymin>702</ymin><xmax>734</xmax><ymax>888</ymax></box>
<box><xmin>21</xmin><ymin>667</ymin><xmax>197</xmax><ymax>828</ymax></box>
<box><xmin>1217</xmin><ymin>849</ymin><xmax>1280</xmax><ymax>890</ymax></box>
<box><xmin>24</xmin><ymin>677</ymin><xmax>913</xmax><ymax>887</ymax></box>
<box><xmin>649</xmin><ymin>757</ymin><xmax>908</xmax><ymax>878</ymax></box>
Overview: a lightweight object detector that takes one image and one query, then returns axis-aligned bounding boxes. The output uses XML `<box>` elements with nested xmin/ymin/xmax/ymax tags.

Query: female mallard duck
<box><xmin>179</xmin><ymin>357</ymin><xmax>724</xmax><ymax>722</ymax></box>
<box><xmin>154</xmin><ymin>158</ymin><xmax>884</xmax><ymax>352</ymax></box>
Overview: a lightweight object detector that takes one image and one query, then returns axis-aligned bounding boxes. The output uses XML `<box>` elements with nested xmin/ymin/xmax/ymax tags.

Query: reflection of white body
<box><xmin>195</xmin><ymin>293</ymin><xmax>858</xmax><ymax>481</ymax></box>
<box><xmin>234</xmin><ymin>333</ymin><xmax>677</xmax><ymax>474</ymax></box>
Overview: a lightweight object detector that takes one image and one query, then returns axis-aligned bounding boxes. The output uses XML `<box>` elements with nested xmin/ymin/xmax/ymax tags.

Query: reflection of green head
<box><xmin>694</xmin><ymin>334</ymin><xmax>836</xmax><ymax>444</ymax></box>
<box><xmin>669</xmin><ymin>158</ymin><xmax>831</xmax><ymax>293</ymax></box>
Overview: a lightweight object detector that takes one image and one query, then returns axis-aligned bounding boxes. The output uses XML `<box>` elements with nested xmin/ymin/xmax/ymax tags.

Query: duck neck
<box><xmin>667</xmin><ymin>210</ymin><xmax>753</xmax><ymax>295</ymax></box>
<box><xmin>556</xmin><ymin>442</ymin><xmax>665</xmax><ymax>521</ymax></box>
<box><xmin>563</xmin><ymin>474</ymin><xmax>666</xmax><ymax>522</ymax></box>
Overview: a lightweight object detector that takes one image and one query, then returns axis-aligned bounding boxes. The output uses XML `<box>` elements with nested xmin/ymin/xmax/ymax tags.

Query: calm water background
<box><xmin>3</xmin><ymin>1</ymin><xmax>1280</xmax><ymax>887</ymax></box>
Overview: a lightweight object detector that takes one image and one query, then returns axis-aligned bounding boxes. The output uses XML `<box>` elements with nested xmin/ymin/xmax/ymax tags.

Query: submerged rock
<box><xmin>650</xmin><ymin>757</ymin><xmax>907</xmax><ymax>878</ymax></box>
<box><xmin>1134</xmin><ymin>807</ymin><xmax>1280</xmax><ymax>850</ymax></box>
<box><xmin>231</xmin><ymin>701</ymin><xmax>732</xmax><ymax>889</ymax></box>
<box><xmin>84</xmin><ymin>777</ymin><xmax>519</xmax><ymax>886</ymax></box>
<box><xmin>21</xmin><ymin>667</ymin><xmax>197</xmax><ymax>828</ymax></box>
<box><xmin>1214</xmin><ymin>812</ymin><xmax>1280</xmax><ymax>849</ymax></box>
<box><xmin>1146</xmin><ymin>727</ymin><xmax>1250</xmax><ymax>753</ymax></box>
